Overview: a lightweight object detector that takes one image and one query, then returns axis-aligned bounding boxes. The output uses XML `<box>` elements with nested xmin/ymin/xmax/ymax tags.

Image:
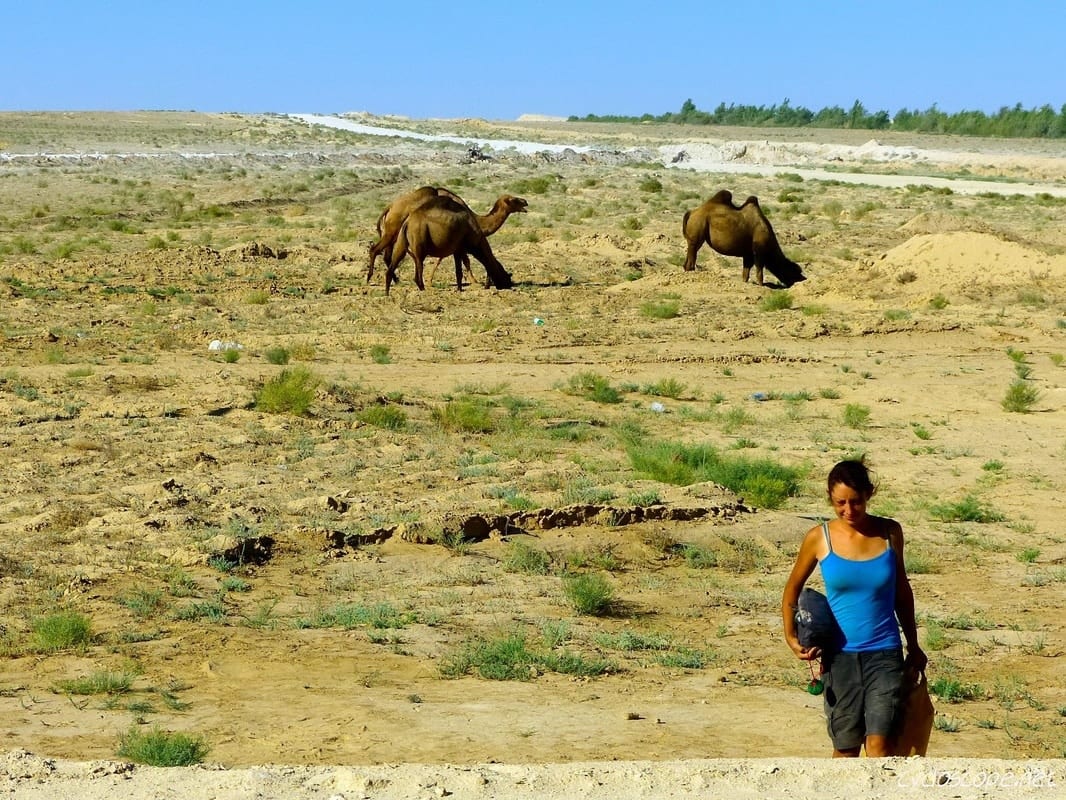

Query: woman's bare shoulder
<box><xmin>873</xmin><ymin>515</ymin><xmax>903</xmax><ymax>539</ymax></box>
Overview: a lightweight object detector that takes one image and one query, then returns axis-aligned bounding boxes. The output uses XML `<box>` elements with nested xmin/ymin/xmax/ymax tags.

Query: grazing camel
<box><xmin>385</xmin><ymin>196</ymin><xmax>513</xmax><ymax>296</ymax></box>
<box><xmin>366</xmin><ymin>187</ymin><xmax>527</xmax><ymax>285</ymax></box>
<box><xmin>425</xmin><ymin>193</ymin><xmax>527</xmax><ymax>287</ymax></box>
<box><xmin>681</xmin><ymin>190</ymin><xmax>806</xmax><ymax>287</ymax></box>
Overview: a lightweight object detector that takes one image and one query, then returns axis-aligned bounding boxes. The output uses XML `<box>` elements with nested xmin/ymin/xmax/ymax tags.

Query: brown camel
<box><xmin>681</xmin><ymin>190</ymin><xmax>806</xmax><ymax>287</ymax></box>
<box><xmin>424</xmin><ymin>193</ymin><xmax>527</xmax><ymax>287</ymax></box>
<box><xmin>385</xmin><ymin>196</ymin><xmax>513</xmax><ymax>296</ymax></box>
<box><xmin>366</xmin><ymin>187</ymin><xmax>526</xmax><ymax>284</ymax></box>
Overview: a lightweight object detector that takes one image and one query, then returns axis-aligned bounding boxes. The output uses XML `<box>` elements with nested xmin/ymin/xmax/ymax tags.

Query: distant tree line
<box><xmin>570</xmin><ymin>99</ymin><xmax>1066</xmax><ymax>138</ymax></box>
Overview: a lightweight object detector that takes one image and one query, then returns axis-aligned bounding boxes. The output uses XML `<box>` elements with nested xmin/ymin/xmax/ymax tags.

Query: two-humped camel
<box><xmin>385</xmin><ymin>196</ymin><xmax>514</xmax><ymax>295</ymax></box>
<box><xmin>682</xmin><ymin>190</ymin><xmax>806</xmax><ymax>287</ymax></box>
<box><xmin>366</xmin><ymin>186</ymin><xmax>527</xmax><ymax>287</ymax></box>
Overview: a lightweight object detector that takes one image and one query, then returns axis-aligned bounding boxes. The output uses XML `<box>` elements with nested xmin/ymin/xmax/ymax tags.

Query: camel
<box><xmin>366</xmin><ymin>187</ymin><xmax>526</xmax><ymax>285</ymax></box>
<box><xmin>385</xmin><ymin>196</ymin><xmax>513</xmax><ymax>296</ymax></box>
<box><xmin>681</xmin><ymin>190</ymin><xmax>806</xmax><ymax>287</ymax></box>
<box><xmin>424</xmin><ymin>193</ymin><xmax>527</xmax><ymax>287</ymax></box>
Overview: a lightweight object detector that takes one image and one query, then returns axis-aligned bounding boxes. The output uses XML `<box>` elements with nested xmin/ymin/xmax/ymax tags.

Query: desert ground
<box><xmin>1</xmin><ymin>111</ymin><xmax>1065</xmax><ymax>797</ymax></box>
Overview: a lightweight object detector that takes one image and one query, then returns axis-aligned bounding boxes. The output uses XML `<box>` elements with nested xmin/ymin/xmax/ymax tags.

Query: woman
<box><xmin>782</xmin><ymin>459</ymin><xmax>927</xmax><ymax>757</ymax></box>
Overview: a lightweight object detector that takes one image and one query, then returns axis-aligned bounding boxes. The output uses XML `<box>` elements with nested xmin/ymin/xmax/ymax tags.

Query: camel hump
<box><xmin>741</xmin><ymin>195</ymin><xmax>760</xmax><ymax>208</ymax></box>
<box><xmin>708</xmin><ymin>189</ymin><xmax>734</xmax><ymax>205</ymax></box>
<box><xmin>420</xmin><ymin>195</ymin><xmax>469</xmax><ymax>214</ymax></box>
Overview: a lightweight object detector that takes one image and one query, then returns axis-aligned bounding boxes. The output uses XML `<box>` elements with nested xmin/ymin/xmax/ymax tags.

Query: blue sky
<box><xmin>3</xmin><ymin>1</ymin><xmax>1062</xmax><ymax>120</ymax></box>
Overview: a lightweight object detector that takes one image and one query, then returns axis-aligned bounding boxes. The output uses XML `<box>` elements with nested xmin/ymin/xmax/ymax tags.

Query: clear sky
<box><xmin>3</xmin><ymin>0</ymin><xmax>1062</xmax><ymax>120</ymax></box>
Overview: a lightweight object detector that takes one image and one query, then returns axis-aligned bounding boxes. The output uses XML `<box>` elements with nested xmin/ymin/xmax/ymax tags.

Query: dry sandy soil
<box><xmin>1</xmin><ymin>112</ymin><xmax>1066</xmax><ymax>797</ymax></box>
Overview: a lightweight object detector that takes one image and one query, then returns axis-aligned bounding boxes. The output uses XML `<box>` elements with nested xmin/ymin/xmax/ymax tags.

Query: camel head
<box><xmin>498</xmin><ymin>195</ymin><xmax>528</xmax><ymax>215</ymax></box>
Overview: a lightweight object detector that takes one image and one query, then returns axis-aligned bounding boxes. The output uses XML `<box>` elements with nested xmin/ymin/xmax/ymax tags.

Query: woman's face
<box><xmin>829</xmin><ymin>482</ymin><xmax>870</xmax><ymax>524</ymax></box>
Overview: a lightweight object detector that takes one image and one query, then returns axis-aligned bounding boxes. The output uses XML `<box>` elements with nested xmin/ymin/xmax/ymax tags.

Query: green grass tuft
<box><xmin>254</xmin><ymin>367</ymin><xmax>319</xmax><ymax>415</ymax></box>
<box><xmin>562</xmin><ymin>573</ymin><xmax>615</xmax><ymax>615</ymax></box>
<box><xmin>32</xmin><ymin>610</ymin><xmax>93</xmax><ymax>652</ymax></box>
<box><xmin>117</xmin><ymin>726</ymin><xmax>209</xmax><ymax>766</ymax></box>
<box><xmin>625</xmin><ymin>439</ymin><xmax>803</xmax><ymax>509</ymax></box>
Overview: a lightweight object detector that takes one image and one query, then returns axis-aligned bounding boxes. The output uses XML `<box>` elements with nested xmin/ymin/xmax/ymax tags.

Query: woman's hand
<box><xmin>789</xmin><ymin>641</ymin><xmax>822</xmax><ymax>661</ymax></box>
<box><xmin>905</xmin><ymin>645</ymin><xmax>928</xmax><ymax>674</ymax></box>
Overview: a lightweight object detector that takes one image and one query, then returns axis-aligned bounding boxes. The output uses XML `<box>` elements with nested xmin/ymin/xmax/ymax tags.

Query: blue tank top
<box><xmin>818</xmin><ymin>523</ymin><xmax>901</xmax><ymax>652</ymax></box>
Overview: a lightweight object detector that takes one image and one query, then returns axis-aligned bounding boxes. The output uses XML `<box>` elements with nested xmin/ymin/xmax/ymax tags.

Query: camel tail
<box><xmin>682</xmin><ymin>209</ymin><xmax>691</xmax><ymax>233</ymax></box>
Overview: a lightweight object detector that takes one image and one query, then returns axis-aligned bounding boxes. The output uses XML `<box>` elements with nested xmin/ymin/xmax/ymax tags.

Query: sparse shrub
<box><xmin>564</xmin><ymin>372</ymin><xmax>623</xmax><ymax>404</ymax></box>
<box><xmin>904</xmin><ymin>551</ymin><xmax>936</xmax><ymax>574</ymax></box>
<box><xmin>640</xmin><ymin>299</ymin><xmax>680</xmax><ymax>319</ymax></box>
<box><xmin>32</xmin><ymin>610</ymin><xmax>92</xmax><ymax>652</ymax></box>
<box><xmin>625</xmin><ymin>489</ymin><xmax>662</xmax><ymax>507</ymax></box>
<box><xmin>680</xmin><ymin>544</ymin><xmax>718</xmax><ymax>569</ymax></box>
<box><xmin>119</xmin><ymin>588</ymin><xmax>167</xmax><ymax>619</ymax></box>
<box><xmin>1002</xmin><ymin>379</ymin><xmax>1040</xmax><ymax>412</ymax></box>
<box><xmin>357</xmin><ymin>404</ymin><xmax>407</xmax><ymax>430</ymax></box>
<box><xmin>433</xmin><ymin>398</ymin><xmax>495</xmax><ymax>433</ymax></box>
<box><xmin>929</xmin><ymin>294</ymin><xmax>949</xmax><ymax>310</ymax></box>
<box><xmin>843</xmin><ymin>404</ymin><xmax>870</xmax><ymax>429</ymax></box>
<box><xmin>503</xmin><ymin>541</ymin><xmax>552</xmax><ymax>575</ymax></box>
<box><xmin>254</xmin><ymin>367</ymin><xmax>319</xmax><ymax>415</ymax></box>
<box><xmin>117</xmin><ymin>726</ymin><xmax>209</xmax><ymax>766</ymax></box>
<box><xmin>1016</xmin><ymin>547</ymin><xmax>1040</xmax><ymax>563</ymax></box>
<box><xmin>638</xmin><ymin>177</ymin><xmax>663</xmax><ymax>193</ymax></box>
<box><xmin>263</xmin><ymin>346</ymin><xmax>290</xmax><ymax>365</ymax></box>
<box><xmin>562</xmin><ymin>573</ymin><xmax>614</xmax><ymax>615</ymax></box>
<box><xmin>439</xmin><ymin>633</ymin><xmax>536</xmax><ymax>680</ymax></box>
<box><xmin>930</xmin><ymin>677</ymin><xmax>984</xmax><ymax>703</ymax></box>
<box><xmin>928</xmin><ymin>494</ymin><xmax>1004</xmax><ymax>523</ymax></box>
<box><xmin>369</xmin><ymin>344</ymin><xmax>391</xmax><ymax>364</ymax></box>
<box><xmin>221</xmin><ymin>348</ymin><xmax>240</xmax><ymax>363</ymax></box>
<box><xmin>642</xmin><ymin>377</ymin><xmax>685</xmax><ymax>398</ymax></box>
<box><xmin>511</xmin><ymin>176</ymin><xmax>555</xmax><ymax>195</ymax></box>
<box><xmin>561</xmin><ymin>477</ymin><xmax>614</xmax><ymax>505</ymax></box>
<box><xmin>487</xmin><ymin>485</ymin><xmax>535</xmax><ymax>511</ymax></box>
<box><xmin>759</xmin><ymin>291</ymin><xmax>792</xmax><ymax>312</ymax></box>
<box><xmin>625</xmin><ymin>439</ymin><xmax>802</xmax><ymax>509</ymax></box>
<box><xmin>55</xmin><ymin>671</ymin><xmax>134</xmax><ymax>695</ymax></box>
<box><xmin>245</xmin><ymin>290</ymin><xmax>270</xmax><ymax>305</ymax></box>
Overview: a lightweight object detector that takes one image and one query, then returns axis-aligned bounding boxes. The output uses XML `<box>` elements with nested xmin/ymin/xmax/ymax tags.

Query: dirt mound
<box><xmin>816</xmin><ymin>231</ymin><xmax>1066</xmax><ymax>306</ymax></box>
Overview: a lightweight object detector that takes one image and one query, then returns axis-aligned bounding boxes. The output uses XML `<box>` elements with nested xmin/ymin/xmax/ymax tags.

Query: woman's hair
<box><xmin>827</xmin><ymin>459</ymin><xmax>877</xmax><ymax>498</ymax></box>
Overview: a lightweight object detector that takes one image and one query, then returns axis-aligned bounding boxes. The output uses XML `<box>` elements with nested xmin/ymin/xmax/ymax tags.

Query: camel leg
<box><xmin>454</xmin><ymin>255</ymin><xmax>464</xmax><ymax>291</ymax></box>
<box><xmin>384</xmin><ymin>263</ymin><xmax>396</xmax><ymax>296</ymax></box>
<box><xmin>367</xmin><ymin>241</ymin><xmax>396</xmax><ymax>284</ymax></box>
<box><xmin>683</xmin><ymin>241</ymin><xmax>701</xmax><ymax>271</ymax></box>
<box><xmin>425</xmin><ymin>257</ymin><xmax>447</xmax><ymax>288</ymax></box>
<box><xmin>754</xmin><ymin>259</ymin><xmax>765</xmax><ymax>286</ymax></box>
<box><xmin>413</xmin><ymin>256</ymin><xmax>426</xmax><ymax>291</ymax></box>
<box><xmin>366</xmin><ymin>244</ymin><xmax>380</xmax><ymax>283</ymax></box>
<box><xmin>742</xmin><ymin>255</ymin><xmax>754</xmax><ymax>283</ymax></box>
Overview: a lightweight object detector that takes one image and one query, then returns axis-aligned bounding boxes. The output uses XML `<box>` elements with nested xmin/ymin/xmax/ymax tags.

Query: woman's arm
<box><xmin>891</xmin><ymin>522</ymin><xmax>928</xmax><ymax>672</ymax></box>
<box><xmin>782</xmin><ymin>527</ymin><xmax>823</xmax><ymax>660</ymax></box>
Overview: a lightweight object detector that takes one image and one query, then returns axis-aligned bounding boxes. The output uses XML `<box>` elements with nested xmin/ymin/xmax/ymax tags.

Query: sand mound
<box><xmin>877</xmin><ymin>231</ymin><xmax>1066</xmax><ymax>293</ymax></box>
<box><xmin>815</xmin><ymin>231</ymin><xmax>1066</xmax><ymax>306</ymax></box>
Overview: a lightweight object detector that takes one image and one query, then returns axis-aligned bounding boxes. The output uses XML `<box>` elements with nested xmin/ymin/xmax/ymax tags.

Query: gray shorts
<box><xmin>822</xmin><ymin>648</ymin><xmax>904</xmax><ymax>750</ymax></box>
